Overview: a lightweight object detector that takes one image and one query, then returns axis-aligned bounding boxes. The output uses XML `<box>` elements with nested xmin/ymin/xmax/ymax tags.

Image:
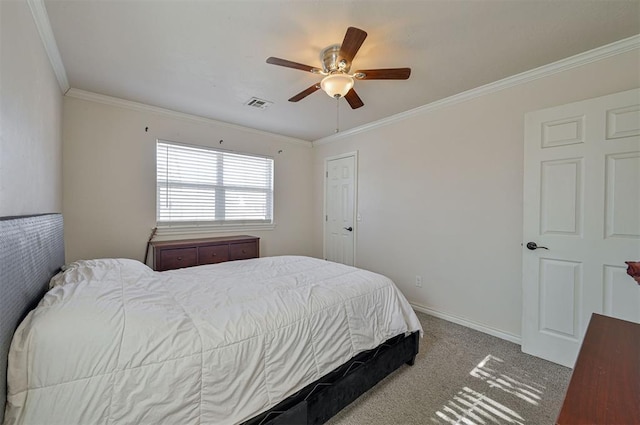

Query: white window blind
<box><xmin>157</xmin><ymin>140</ymin><xmax>273</xmax><ymax>226</ymax></box>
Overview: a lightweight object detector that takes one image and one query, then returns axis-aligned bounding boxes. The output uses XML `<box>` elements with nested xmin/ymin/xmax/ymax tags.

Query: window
<box><xmin>157</xmin><ymin>140</ymin><xmax>273</xmax><ymax>227</ymax></box>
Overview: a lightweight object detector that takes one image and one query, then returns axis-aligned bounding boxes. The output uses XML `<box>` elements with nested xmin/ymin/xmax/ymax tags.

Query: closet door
<box><xmin>522</xmin><ymin>88</ymin><xmax>640</xmax><ymax>367</ymax></box>
<box><xmin>324</xmin><ymin>152</ymin><xmax>357</xmax><ymax>266</ymax></box>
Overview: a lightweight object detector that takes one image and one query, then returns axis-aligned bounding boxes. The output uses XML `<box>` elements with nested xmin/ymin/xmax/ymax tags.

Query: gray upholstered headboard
<box><xmin>0</xmin><ymin>214</ymin><xmax>64</xmax><ymax>423</ymax></box>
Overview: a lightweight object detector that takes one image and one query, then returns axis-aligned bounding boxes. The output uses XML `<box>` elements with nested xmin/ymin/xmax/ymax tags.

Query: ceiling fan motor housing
<box><xmin>321</xmin><ymin>44</ymin><xmax>351</xmax><ymax>73</ymax></box>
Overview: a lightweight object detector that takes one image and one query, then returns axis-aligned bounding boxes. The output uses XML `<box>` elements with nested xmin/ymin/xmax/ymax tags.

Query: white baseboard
<box><xmin>411</xmin><ymin>303</ymin><xmax>522</xmax><ymax>345</ymax></box>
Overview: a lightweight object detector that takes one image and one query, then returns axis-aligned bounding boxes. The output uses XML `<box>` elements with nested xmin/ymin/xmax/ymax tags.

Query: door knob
<box><xmin>343</xmin><ymin>227</ymin><xmax>353</xmax><ymax>232</ymax></box>
<box><xmin>526</xmin><ymin>242</ymin><xmax>548</xmax><ymax>250</ymax></box>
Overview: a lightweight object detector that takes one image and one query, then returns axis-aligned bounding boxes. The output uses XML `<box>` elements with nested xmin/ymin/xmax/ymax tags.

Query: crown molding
<box><xmin>27</xmin><ymin>0</ymin><xmax>69</xmax><ymax>93</ymax></box>
<box><xmin>313</xmin><ymin>34</ymin><xmax>640</xmax><ymax>146</ymax></box>
<box><xmin>65</xmin><ymin>89</ymin><xmax>312</xmax><ymax>147</ymax></box>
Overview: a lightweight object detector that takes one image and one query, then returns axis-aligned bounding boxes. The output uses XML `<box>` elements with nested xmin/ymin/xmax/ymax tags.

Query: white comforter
<box><xmin>5</xmin><ymin>256</ymin><xmax>422</xmax><ymax>425</ymax></box>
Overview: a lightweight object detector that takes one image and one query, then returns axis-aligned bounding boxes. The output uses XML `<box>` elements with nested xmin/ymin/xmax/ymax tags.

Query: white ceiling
<box><xmin>44</xmin><ymin>0</ymin><xmax>640</xmax><ymax>141</ymax></box>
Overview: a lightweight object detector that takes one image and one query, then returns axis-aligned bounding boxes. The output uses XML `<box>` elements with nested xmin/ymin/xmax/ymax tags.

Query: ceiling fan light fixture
<box><xmin>320</xmin><ymin>73</ymin><xmax>354</xmax><ymax>98</ymax></box>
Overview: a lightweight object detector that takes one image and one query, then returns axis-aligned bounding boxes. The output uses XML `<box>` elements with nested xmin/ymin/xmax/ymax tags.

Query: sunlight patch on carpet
<box><xmin>470</xmin><ymin>355</ymin><xmax>543</xmax><ymax>405</ymax></box>
<box><xmin>432</xmin><ymin>387</ymin><xmax>525</xmax><ymax>424</ymax></box>
<box><xmin>431</xmin><ymin>354</ymin><xmax>549</xmax><ymax>424</ymax></box>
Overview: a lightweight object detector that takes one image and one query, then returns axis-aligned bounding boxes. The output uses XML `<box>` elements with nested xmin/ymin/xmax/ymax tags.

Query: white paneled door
<box><xmin>522</xmin><ymin>88</ymin><xmax>640</xmax><ymax>367</ymax></box>
<box><xmin>324</xmin><ymin>153</ymin><xmax>357</xmax><ymax>266</ymax></box>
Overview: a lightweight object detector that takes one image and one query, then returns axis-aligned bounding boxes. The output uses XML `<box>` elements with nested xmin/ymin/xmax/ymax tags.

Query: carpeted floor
<box><xmin>327</xmin><ymin>312</ymin><xmax>572</xmax><ymax>425</ymax></box>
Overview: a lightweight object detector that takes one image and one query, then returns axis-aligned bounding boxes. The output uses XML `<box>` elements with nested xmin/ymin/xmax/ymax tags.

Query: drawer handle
<box><xmin>212</xmin><ymin>253</ymin><xmax>217</xmax><ymax>257</ymax></box>
<box><xmin>242</xmin><ymin>249</ymin><xmax>246</xmax><ymax>254</ymax></box>
<box><xmin>177</xmin><ymin>256</ymin><xmax>182</xmax><ymax>261</ymax></box>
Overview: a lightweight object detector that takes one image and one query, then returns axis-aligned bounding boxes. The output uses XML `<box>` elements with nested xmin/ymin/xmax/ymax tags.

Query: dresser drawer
<box><xmin>199</xmin><ymin>244</ymin><xmax>229</xmax><ymax>265</ymax></box>
<box><xmin>158</xmin><ymin>247</ymin><xmax>197</xmax><ymax>271</ymax></box>
<box><xmin>229</xmin><ymin>242</ymin><xmax>258</xmax><ymax>260</ymax></box>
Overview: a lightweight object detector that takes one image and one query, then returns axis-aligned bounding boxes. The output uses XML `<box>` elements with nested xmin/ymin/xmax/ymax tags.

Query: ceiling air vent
<box><xmin>245</xmin><ymin>97</ymin><xmax>273</xmax><ymax>110</ymax></box>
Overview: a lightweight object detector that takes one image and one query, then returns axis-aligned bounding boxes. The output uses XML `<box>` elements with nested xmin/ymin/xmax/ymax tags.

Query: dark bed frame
<box><xmin>0</xmin><ymin>214</ymin><xmax>418</xmax><ymax>424</ymax></box>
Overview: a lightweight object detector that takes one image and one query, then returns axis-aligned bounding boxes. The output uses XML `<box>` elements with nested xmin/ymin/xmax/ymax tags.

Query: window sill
<box><xmin>155</xmin><ymin>223</ymin><xmax>276</xmax><ymax>239</ymax></box>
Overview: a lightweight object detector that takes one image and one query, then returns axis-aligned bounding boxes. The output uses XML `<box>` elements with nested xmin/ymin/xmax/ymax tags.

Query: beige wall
<box><xmin>63</xmin><ymin>96</ymin><xmax>314</xmax><ymax>263</ymax></box>
<box><xmin>0</xmin><ymin>1</ymin><xmax>63</xmax><ymax>216</ymax></box>
<box><xmin>311</xmin><ymin>50</ymin><xmax>640</xmax><ymax>339</ymax></box>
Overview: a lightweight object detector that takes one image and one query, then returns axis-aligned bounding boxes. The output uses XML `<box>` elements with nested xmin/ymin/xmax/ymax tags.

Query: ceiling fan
<box><xmin>266</xmin><ymin>27</ymin><xmax>411</xmax><ymax>109</ymax></box>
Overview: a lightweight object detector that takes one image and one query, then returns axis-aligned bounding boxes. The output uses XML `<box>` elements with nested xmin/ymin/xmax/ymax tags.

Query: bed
<box><xmin>1</xmin><ymin>214</ymin><xmax>422</xmax><ymax>424</ymax></box>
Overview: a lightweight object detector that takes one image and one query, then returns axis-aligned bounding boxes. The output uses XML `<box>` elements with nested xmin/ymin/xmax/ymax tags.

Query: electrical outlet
<box><xmin>415</xmin><ymin>275</ymin><xmax>423</xmax><ymax>288</ymax></box>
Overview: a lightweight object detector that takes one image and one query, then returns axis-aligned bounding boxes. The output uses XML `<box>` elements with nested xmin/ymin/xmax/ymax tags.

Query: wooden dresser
<box><xmin>556</xmin><ymin>313</ymin><xmax>640</xmax><ymax>424</ymax></box>
<box><xmin>150</xmin><ymin>235</ymin><xmax>259</xmax><ymax>271</ymax></box>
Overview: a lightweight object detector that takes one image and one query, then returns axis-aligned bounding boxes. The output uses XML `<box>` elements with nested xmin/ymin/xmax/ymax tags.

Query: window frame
<box><xmin>155</xmin><ymin>139</ymin><xmax>275</xmax><ymax>235</ymax></box>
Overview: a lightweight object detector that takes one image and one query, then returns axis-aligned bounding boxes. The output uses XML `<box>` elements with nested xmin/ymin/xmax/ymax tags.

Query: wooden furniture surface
<box><xmin>151</xmin><ymin>235</ymin><xmax>259</xmax><ymax>271</ymax></box>
<box><xmin>556</xmin><ymin>313</ymin><xmax>640</xmax><ymax>425</ymax></box>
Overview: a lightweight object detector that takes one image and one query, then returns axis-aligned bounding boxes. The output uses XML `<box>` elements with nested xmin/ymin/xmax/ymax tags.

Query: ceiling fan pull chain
<box><xmin>335</xmin><ymin>97</ymin><xmax>340</xmax><ymax>133</ymax></box>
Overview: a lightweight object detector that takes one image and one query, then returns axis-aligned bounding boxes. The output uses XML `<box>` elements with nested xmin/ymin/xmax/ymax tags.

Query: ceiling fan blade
<box><xmin>339</xmin><ymin>27</ymin><xmax>367</xmax><ymax>64</ymax></box>
<box><xmin>354</xmin><ymin>68</ymin><xmax>411</xmax><ymax>80</ymax></box>
<box><xmin>344</xmin><ymin>89</ymin><xmax>364</xmax><ymax>109</ymax></box>
<box><xmin>266</xmin><ymin>57</ymin><xmax>321</xmax><ymax>73</ymax></box>
<box><xmin>288</xmin><ymin>84</ymin><xmax>320</xmax><ymax>102</ymax></box>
